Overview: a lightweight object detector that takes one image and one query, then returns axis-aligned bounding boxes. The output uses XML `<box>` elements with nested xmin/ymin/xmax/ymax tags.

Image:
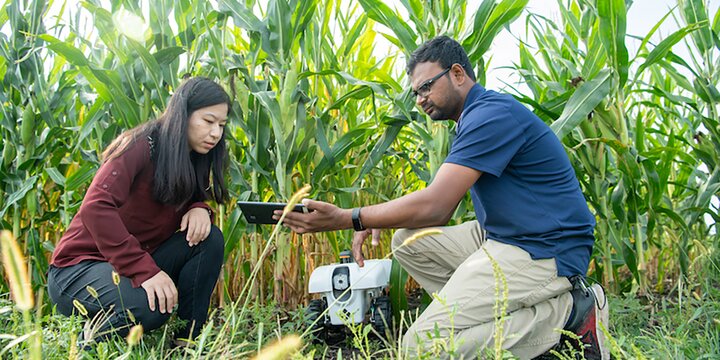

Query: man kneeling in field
<box><xmin>279</xmin><ymin>36</ymin><xmax>609</xmax><ymax>359</ymax></box>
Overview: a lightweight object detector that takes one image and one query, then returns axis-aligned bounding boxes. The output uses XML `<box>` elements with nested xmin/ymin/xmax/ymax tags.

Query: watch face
<box><xmin>332</xmin><ymin>273</ymin><xmax>349</xmax><ymax>290</ymax></box>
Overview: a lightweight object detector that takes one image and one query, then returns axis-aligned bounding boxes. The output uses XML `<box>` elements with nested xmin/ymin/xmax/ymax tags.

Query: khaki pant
<box><xmin>392</xmin><ymin>221</ymin><xmax>573</xmax><ymax>359</ymax></box>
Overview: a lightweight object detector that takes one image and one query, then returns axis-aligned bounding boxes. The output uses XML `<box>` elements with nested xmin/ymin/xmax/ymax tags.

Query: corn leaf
<box><xmin>679</xmin><ymin>0</ymin><xmax>714</xmax><ymax>56</ymax></box>
<box><xmin>598</xmin><ymin>0</ymin><xmax>628</xmax><ymax>88</ymax></box>
<box><xmin>637</xmin><ymin>22</ymin><xmax>705</xmax><ymax>76</ymax></box>
<box><xmin>38</xmin><ymin>34</ymin><xmax>88</xmax><ymax>66</ymax></box>
<box><xmin>354</xmin><ymin>124</ymin><xmax>404</xmax><ymax>185</ymax></box>
<box><xmin>152</xmin><ymin>46</ymin><xmax>185</xmax><ymax>65</ymax></box>
<box><xmin>550</xmin><ymin>68</ymin><xmax>613</xmax><ymax>139</ymax></box>
<box><xmin>357</xmin><ymin>0</ymin><xmax>418</xmax><ymax>53</ymax></box>
<box><xmin>65</xmin><ymin>163</ymin><xmax>97</xmax><ymax>192</ymax></box>
<box><xmin>465</xmin><ymin>0</ymin><xmax>527</xmax><ymax>63</ymax></box>
<box><xmin>218</xmin><ymin>0</ymin><xmax>264</xmax><ymax>32</ymax></box>
<box><xmin>0</xmin><ymin>176</ymin><xmax>37</xmax><ymax>218</ymax></box>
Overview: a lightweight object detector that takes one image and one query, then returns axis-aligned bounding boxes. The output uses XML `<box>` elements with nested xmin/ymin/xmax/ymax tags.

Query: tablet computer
<box><xmin>237</xmin><ymin>201</ymin><xmax>308</xmax><ymax>224</ymax></box>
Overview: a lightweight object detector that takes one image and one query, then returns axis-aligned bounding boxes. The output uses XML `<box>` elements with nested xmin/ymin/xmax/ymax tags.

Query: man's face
<box><xmin>410</xmin><ymin>62</ymin><xmax>459</xmax><ymax>121</ymax></box>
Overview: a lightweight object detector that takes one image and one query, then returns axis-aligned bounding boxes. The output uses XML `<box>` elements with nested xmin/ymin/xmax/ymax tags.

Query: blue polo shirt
<box><xmin>445</xmin><ymin>84</ymin><xmax>595</xmax><ymax>277</ymax></box>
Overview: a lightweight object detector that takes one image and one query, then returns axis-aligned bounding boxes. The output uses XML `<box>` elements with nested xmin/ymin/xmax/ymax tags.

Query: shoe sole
<box><xmin>591</xmin><ymin>283</ymin><xmax>610</xmax><ymax>360</ymax></box>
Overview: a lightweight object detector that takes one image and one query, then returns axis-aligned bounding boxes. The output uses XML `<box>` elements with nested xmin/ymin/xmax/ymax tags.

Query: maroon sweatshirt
<box><xmin>50</xmin><ymin>138</ymin><xmax>212</xmax><ymax>287</ymax></box>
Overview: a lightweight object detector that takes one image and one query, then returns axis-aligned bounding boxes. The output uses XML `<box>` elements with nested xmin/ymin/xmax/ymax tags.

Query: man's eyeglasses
<box><xmin>412</xmin><ymin>67</ymin><xmax>451</xmax><ymax>98</ymax></box>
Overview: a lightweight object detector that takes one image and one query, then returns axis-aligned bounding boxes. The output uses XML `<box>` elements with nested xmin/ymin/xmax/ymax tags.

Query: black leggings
<box><xmin>47</xmin><ymin>226</ymin><xmax>224</xmax><ymax>340</ymax></box>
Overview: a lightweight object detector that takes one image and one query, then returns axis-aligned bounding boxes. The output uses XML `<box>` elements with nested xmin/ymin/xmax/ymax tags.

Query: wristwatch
<box><xmin>351</xmin><ymin>207</ymin><xmax>366</xmax><ymax>231</ymax></box>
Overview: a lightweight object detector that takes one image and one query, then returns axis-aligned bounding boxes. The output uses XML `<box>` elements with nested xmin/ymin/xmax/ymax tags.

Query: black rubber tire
<box><xmin>371</xmin><ymin>296</ymin><xmax>393</xmax><ymax>337</ymax></box>
<box><xmin>306</xmin><ymin>298</ymin><xmax>328</xmax><ymax>343</ymax></box>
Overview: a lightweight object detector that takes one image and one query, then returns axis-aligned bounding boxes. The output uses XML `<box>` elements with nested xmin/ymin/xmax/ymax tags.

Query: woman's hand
<box><xmin>141</xmin><ymin>271</ymin><xmax>177</xmax><ymax>313</ymax></box>
<box><xmin>180</xmin><ymin>207</ymin><xmax>212</xmax><ymax>246</ymax></box>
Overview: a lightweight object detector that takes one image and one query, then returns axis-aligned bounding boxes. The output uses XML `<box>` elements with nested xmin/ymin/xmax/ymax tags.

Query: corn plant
<box><xmin>2</xmin><ymin>0</ymin><xmax>718</xmax><ymax>325</ymax></box>
<box><xmin>510</xmin><ymin>0</ymin><xmax>719</xmax><ymax>293</ymax></box>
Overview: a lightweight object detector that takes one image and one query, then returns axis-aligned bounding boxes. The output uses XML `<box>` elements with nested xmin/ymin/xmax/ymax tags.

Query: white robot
<box><xmin>306</xmin><ymin>250</ymin><xmax>393</xmax><ymax>342</ymax></box>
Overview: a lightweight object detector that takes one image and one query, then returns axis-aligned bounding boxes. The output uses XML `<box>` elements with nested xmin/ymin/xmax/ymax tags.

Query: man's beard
<box><xmin>426</xmin><ymin>102</ymin><xmax>452</xmax><ymax>120</ymax></box>
<box><xmin>425</xmin><ymin>90</ymin><xmax>458</xmax><ymax>121</ymax></box>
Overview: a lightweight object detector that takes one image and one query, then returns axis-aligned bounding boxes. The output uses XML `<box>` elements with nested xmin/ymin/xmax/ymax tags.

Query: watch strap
<box><xmin>351</xmin><ymin>207</ymin><xmax>366</xmax><ymax>231</ymax></box>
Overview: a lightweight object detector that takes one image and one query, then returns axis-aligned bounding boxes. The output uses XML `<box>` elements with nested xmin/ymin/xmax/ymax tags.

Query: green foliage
<box><xmin>0</xmin><ymin>0</ymin><xmax>719</xmax><ymax>357</ymax></box>
<box><xmin>513</xmin><ymin>0</ymin><xmax>719</xmax><ymax>296</ymax></box>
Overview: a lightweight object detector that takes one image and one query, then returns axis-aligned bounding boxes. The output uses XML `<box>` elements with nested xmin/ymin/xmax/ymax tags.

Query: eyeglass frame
<box><xmin>411</xmin><ymin>67</ymin><xmax>451</xmax><ymax>98</ymax></box>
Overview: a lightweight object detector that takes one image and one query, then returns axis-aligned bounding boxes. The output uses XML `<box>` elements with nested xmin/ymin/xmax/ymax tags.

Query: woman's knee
<box><xmin>116</xmin><ymin>305</ymin><xmax>170</xmax><ymax>332</ymax></box>
<box><xmin>47</xmin><ymin>291</ymin><xmax>78</xmax><ymax>317</ymax></box>
<box><xmin>201</xmin><ymin>225</ymin><xmax>225</xmax><ymax>257</ymax></box>
<box><xmin>47</xmin><ymin>281</ymin><xmax>72</xmax><ymax>316</ymax></box>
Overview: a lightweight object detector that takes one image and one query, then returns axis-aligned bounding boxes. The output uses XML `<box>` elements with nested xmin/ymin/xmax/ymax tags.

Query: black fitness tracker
<box><xmin>352</xmin><ymin>207</ymin><xmax>366</xmax><ymax>231</ymax></box>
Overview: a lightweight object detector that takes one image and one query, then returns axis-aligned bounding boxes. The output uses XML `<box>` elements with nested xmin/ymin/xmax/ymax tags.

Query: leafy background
<box><xmin>1</xmin><ymin>0</ymin><xmax>719</xmax><ymax>358</ymax></box>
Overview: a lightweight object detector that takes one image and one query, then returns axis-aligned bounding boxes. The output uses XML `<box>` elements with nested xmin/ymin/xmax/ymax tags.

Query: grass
<box><xmin>608</xmin><ymin>282</ymin><xmax>720</xmax><ymax>358</ymax></box>
<box><xmin>1</xmin><ymin>0</ymin><xmax>717</xmax><ymax>357</ymax></box>
<box><xmin>2</xmin><ymin>221</ymin><xmax>719</xmax><ymax>359</ymax></box>
<box><xmin>2</xmin><ymin>243</ymin><xmax>719</xmax><ymax>359</ymax></box>
<box><xmin>1</xmin><ymin>282</ymin><xmax>719</xmax><ymax>359</ymax></box>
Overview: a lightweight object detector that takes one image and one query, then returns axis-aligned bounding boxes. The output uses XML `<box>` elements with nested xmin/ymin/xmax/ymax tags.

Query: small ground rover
<box><xmin>305</xmin><ymin>250</ymin><xmax>393</xmax><ymax>342</ymax></box>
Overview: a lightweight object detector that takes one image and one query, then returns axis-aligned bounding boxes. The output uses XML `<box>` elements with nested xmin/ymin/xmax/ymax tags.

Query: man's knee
<box><xmin>393</xmin><ymin>229</ymin><xmax>420</xmax><ymax>265</ymax></box>
<box><xmin>402</xmin><ymin>331</ymin><xmax>420</xmax><ymax>357</ymax></box>
<box><xmin>392</xmin><ymin>228</ymin><xmax>413</xmax><ymax>251</ymax></box>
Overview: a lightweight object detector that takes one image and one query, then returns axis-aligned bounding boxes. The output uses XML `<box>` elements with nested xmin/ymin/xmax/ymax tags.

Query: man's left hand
<box><xmin>352</xmin><ymin>228</ymin><xmax>382</xmax><ymax>267</ymax></box>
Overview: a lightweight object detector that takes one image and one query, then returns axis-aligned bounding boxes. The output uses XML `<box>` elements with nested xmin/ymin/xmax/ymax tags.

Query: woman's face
<box><xmin>187</xmin><ymin>103</ymin><xmax>228</xmax><ymax>154</ymax></box>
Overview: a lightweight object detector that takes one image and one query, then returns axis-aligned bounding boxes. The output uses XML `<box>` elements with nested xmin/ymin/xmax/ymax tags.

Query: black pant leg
<box><xmin>150</xmin><ymin>225</ymin><xmax>224</xmax><ymax>339</ymax></box>
<box><xmin>47</xmin><ymin>261</ymin><xmax>170</xmax><ymax>339</ymax></box>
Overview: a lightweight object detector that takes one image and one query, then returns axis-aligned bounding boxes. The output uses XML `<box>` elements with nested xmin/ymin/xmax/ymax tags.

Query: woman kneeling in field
<box><xmin>48</xmin><ymin>77</ymin><xmax>231</xmax><ymax>347</ymax></box>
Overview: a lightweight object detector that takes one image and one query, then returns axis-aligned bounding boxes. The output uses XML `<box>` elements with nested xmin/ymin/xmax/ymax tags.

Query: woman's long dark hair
<box><xmin>103</xmin><ymin>77</ymin><xmax>231</xmax><ymax>206</ymax></box>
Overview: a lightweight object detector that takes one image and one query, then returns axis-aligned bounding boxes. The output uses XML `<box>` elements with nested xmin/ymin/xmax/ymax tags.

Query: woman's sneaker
<box><xmin>563</xmin><ymin>277</ymin><xmax>610</xmax><ymax>360</ymax></box>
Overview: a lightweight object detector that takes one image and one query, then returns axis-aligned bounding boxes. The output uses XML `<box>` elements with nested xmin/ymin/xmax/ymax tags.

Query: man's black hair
<box><xmin>406</xmin><ymin>35</ymin><xmax>476</xmax><ymax>82</ymax></box>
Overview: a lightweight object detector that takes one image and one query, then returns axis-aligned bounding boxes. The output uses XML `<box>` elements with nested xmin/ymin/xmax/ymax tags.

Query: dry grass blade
<box><xmin>401</xmin><ymin>229</ymin><xmax>443</xmax><ymax>248</ymax></box>
<box><xmin>252</xmin><ymin>334</ymin><xmax>302</xmax><ymax>360</ymax></box>
<box><xmin>282</xmin><ymin>184</ymin><xmax>311</xmax><ymax>216</ymax></box>
<box><xmin>72</xmin><ymin>300</ymin><xmax>88</xmax><ymax>316</ymax></box>
<box><xmin>126</xmin><ymin>324</ymin><xmax>143</xmax><ymax>346</ymax></box>
<box><xmin>0</xmin><ymin>230</ymin><xmax>34</xmax><ymax>311</ymax></box>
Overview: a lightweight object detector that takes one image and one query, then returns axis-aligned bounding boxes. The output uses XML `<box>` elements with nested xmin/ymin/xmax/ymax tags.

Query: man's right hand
<box><xmin>352</xmin><ymin>228</ymin><xmax>382</xmax><ymax>267</ymax></box>
<box><xmin>141</xmin><ymin>271</ymin><xmax>177</xmax><ymax>313</ymax></box>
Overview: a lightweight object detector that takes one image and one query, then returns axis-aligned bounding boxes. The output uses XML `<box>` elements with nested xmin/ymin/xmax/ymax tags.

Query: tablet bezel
<box><xmin>237</xmin><ymin>201</ymin><xmax>308</xmax><ymax>224</ymax></box>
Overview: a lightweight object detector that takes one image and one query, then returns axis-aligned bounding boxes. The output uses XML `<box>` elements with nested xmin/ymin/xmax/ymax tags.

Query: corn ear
<box><xmin>21</xmin><ymin>105</ymin><xmax>35</xmax><ymax>147</ymax></box>
<box><xmin>2</xmin><ymin>141</ymin><xmax>14</xmax><ymax>167</ymax></box>
<box><xmin>26</xmin><ymin>189</ymin><xmax>37</xmax><ymax>218</ymax></box>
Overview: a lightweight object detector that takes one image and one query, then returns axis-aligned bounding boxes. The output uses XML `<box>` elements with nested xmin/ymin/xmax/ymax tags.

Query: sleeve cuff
<box><xmin>129</xmin><ymin>258</ymin><xmax>161</xmax><ymax>288</ymax></box>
